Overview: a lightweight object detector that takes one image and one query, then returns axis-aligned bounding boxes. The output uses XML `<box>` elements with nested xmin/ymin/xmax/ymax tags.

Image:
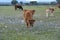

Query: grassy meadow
<box><xmin>0</xmin><ymin>5</ymin><xmax>60</xmax><ymax>40</ymax></box>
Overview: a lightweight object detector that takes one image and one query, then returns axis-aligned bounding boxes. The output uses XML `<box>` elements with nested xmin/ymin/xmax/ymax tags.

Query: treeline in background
<box><xmin>0</xmin><ymin>0</ymin><xmax>60</xmax><ymax>6</ymax></box>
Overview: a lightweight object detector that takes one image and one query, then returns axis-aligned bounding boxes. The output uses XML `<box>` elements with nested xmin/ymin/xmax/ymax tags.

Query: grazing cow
<box><xmin>23</xmin><ymin>10</ymin><xmax>35</xmax><ymax>28</ymax></box>
<box><xmin>15</xmin><ymin>4</ymin><xmax>23</xmax><ymax>10</ymax></box>
<box><xmin>46</xmin><ymin>7</ymin><xmax>54</xmax><ymax>17</ymax></box>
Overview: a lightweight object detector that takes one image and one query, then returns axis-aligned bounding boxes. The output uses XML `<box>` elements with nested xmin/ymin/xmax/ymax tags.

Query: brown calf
<box><xmin>23</xmin><ymin>10</ymin><xmax>35</xmax><ymax>28</ymax></box>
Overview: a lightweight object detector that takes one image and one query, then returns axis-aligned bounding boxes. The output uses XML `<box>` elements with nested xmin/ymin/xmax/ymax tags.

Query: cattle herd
<box><xmin>14</xmin><ymin>4</ymin><xmax>60</xmax><ymax>28</ymax></box>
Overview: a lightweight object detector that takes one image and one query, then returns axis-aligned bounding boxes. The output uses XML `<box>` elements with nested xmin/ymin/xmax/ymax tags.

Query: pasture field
<box><xmin>0</xmin><ymin>5</ymin><xmax>60</xmax><ymax>40</ymax></box>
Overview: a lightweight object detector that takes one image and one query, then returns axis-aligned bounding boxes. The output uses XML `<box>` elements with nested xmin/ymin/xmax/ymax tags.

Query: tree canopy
<box><xmin>56</xmin><ymin>0</ymin><xmax>60</xmax><ymax>4</ymax></box>
<box><xmin>11</xmin><ymin>0</ymin><xmax>18</xmax><ymax>5</ymax></box>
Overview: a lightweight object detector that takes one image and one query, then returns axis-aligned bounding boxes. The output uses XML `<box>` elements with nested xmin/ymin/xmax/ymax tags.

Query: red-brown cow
<box><xmin>23</xmin><ymin>10</ymin><xmax>35</xmax><ymax>28</ymax></box>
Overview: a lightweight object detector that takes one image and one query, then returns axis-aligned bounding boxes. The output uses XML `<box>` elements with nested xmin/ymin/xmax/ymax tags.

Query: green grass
<box><xmin>0</xmin><ymin>6</ymin><xmax>60</xmax><ymax>40</ymax></box>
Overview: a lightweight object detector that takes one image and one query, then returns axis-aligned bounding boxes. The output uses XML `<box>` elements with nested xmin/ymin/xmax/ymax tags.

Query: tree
<box><xmin>20</xmin><ymin>1</ymin><xmax>23</xmax><ymax>5</ymax></box>
<box><xmin>11</xmin><ymin>0</ymin><xmax>18</xmax><ymax>5</ymax></box>
<box><xmin>30</xmin><ymin>1</ymin><xmax>37</xmax><ymax>5</ymax></box>
<box><xmin>56</xmin><ymin>0</ymin><xmax>60</xmax><ymax>4</ymax></box>
<box><xmin>51</xmin><ymin>1</ymin><xmax>57</xmax><ymax>5</ymax></box>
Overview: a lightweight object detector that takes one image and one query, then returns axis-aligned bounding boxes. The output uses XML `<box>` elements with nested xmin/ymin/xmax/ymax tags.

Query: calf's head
<box><xmin>29</xmin><ymin>19</ymin><xmax>35</xmax><ymax>27</ymax></box>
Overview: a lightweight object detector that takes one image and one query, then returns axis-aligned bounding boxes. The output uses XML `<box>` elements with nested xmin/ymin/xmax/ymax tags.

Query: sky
<box><xmin>0</xmin><ymin>0</ymin><xmax>56</xmax><ymax>2</ymax></box>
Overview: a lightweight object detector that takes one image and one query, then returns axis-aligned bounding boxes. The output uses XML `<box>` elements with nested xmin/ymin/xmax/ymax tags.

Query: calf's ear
<box><xmin>32</xmin><ymin>10</ymin><xmax>35</xmax><ymax>12</ymax></box>
<box><xmin>31</xmin><ymin>10</ymin><xmax>35</xmax><ymax>15</ymax></box>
